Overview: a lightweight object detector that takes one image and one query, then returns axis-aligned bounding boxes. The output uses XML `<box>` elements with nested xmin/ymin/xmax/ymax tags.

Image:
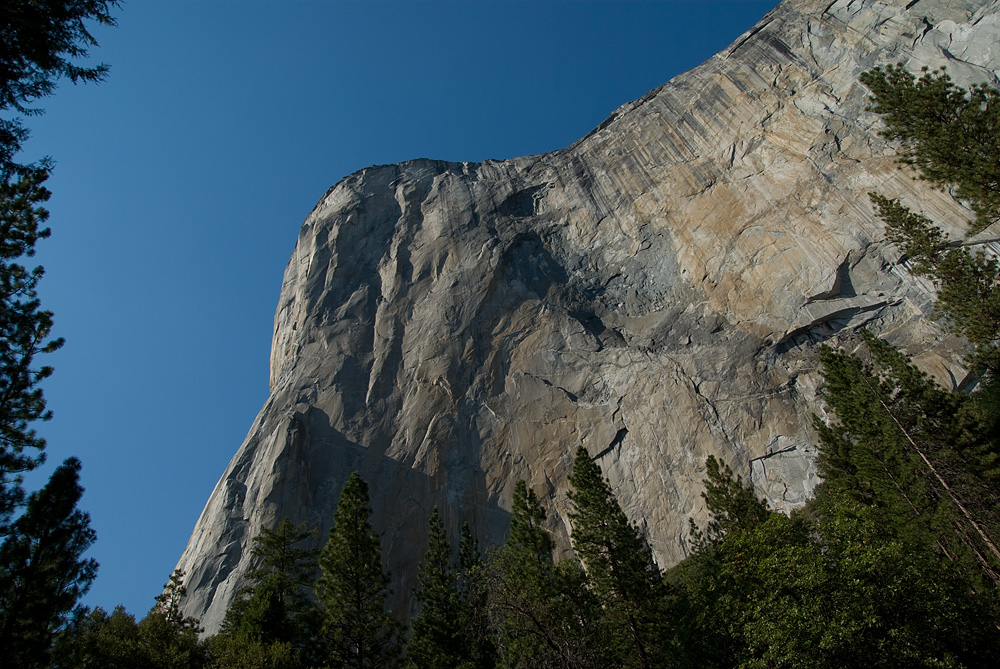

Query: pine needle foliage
<box><xmin>52</xmin><ymin>603</ymin><xmax>208</xmax><ymax>669</ymax></box>
<box><xmin>204</xmin><ymin>633</ymin><xmax>303</xmax><ymax>669</ymax></box>
<box><xmin>316</xmin><ymin>472</ymin><xmax>401</xmax><ymax>668</ymax></box>
<box><xmin>247</xmin><ymin>519</ymin><xmax>318</xmax><ymax>602</ymax></box>
<box><xmin>872</xmin><ymin>193</ymin><xmax>1000</xmax><ymax>376</ymax></box>
<box><xmin>456</xmin><ymin>522</ymin><xmax>497</xmax><ymax>669</ymax></box>
<box><xmin>0</xmin><ymin>457</ymin><xmax>97</xmax><ymax>668</ymax></box>
<box><xmin>861</xmin><ymin>64</ymin><xmax>1000</xmax><ymax>232</ymax></box>
<box><xmin>672</xmin><ymin>456</ymin><xmax>1000</xmax><ymax>667</ymax></box>
<box><xmin>0</xmin><ymin>5</ymin><xmax>118</xmax><ymax>664</ymax></box>
<box><xmin>862</xmin><ymin>66</ymin><xmax>1000</xmax><ymax>379</ymax></box>
<box><xmin>486</xmin><ymin>480</ymin><xmax>602</xmax><ymax>669</ymax></box>
<box><xmin>0</xmin><ymin>164</ymin><xmax>62</xmax><ymax>532</ymax></box>
<box><xmin>814</xmin><ymin>332</ymin><xmax>1000</xmax><ymax>587</ymax></box>
<box><xmin>408</xmin><ymin>507</ymin><xmax>477</xmax><ymax>669</ymax></box>
<box><xmin>0</xmin><ymin>0</ymin><xmax>119</xmax><ymax>170</ymax></box>
<box><xmin>154</xmin><ymin>569</ymin><xmax>202</xmax><ymax>632</ymax></box>
<box><xmin>567</xmin><ymin>447</ymin><xmax>676</xmax><ymax>669</ymax></box>
<box><xmin>221</xmin><ymin>518</ymin><xmax>318</xmax><ymax>650</ymax></box>
<box><xmin>689</xmin><ymin>455</ymin><xmax>770</xmax><ymax>549</ymax></box>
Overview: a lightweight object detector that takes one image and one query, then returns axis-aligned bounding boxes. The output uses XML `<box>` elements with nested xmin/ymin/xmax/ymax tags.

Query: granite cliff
<box><xmin>176</xmin><ymin>0</ymin><xmax>1000</xmax><ymax>631</ymax></box>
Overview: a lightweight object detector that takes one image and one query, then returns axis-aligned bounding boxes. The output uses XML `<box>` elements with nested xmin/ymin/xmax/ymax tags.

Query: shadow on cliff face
<box><xmin>491</xmin><ymin>230</ymin><xmax>570</xmax><ymax>306</ymax></box>
<box><xmin>197</xmin><ymin>403</ymin><xmax>513</xmax><ymax>623</ymax></box>
<box><xmin>461</xmin><ymin>229</ymin><xmax>610</xmax><ymax>378</ymax></box>
<box><xmin>497</xmin><ymin>184</ymin><xmax>549</xmax><ymax>219</ymax></box>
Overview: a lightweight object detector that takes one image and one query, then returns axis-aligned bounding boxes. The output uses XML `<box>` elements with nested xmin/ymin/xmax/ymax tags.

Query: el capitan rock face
<box><xmin>177</xmin><ymin>0</ymin><xmax>1000</xmax><ymax>631</ymax></box>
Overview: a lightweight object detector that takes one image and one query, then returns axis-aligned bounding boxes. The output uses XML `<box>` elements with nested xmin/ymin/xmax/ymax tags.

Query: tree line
<box><xmin>3</xmin><ymin>2</ymin><xmax>1000</xmax><ymax>666</ymax></box>
<box><xmin>41</xmin><ymin>414</ymin><xmax>1000</xmax><ymax>668</ymax></box>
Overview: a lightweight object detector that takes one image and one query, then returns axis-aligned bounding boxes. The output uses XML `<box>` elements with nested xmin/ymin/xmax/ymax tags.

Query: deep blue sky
<box><xmin>20</xmin><ymin>0</ymin><xmax>780</xmax><ymax>618</ymax></box>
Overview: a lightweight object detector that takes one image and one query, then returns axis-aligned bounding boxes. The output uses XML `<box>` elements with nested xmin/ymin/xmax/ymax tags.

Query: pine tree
<box><xmin>0</xmin><ymin>163</ymin><xmax>62</xmax><ymax>533</ymax></box>
<box><xmin>247</xmin><ymin>519</ymin><xmax>318</xmax><ymax>604</ymax></box>
<box><xmin>458</xmin><ymin>522</ymin><xmax>479</xmax><ymax>576</ymax></box>
<box><xmin>860</xmin><ymin>64</ymin><xmax>1000</xmax><ymax>232</ymax></box>
<box><xmin>133</xmin><ymin>604</ymin><xmax>206</xmax><ymax>669</ymax></box>
<box><xmin>813</xmin><ymin>332</ymin><xmax>1000</xmax><ymax>586</ymax></box>
<box><xmin>689</xmin><ymin>455</ymin><xmax>770</xmax><ymax>549</ymax></box>
<box><xmin>672</xmin><ymin>452</ymin><xmax>1000</xmax><ymax>668</ymax></box>
<box><xmin>204</xmin><ymin>633</ymin><xmax>302</xmax><ymax>669</ymax></box>
<box><xmin>861</xmin><ymin>66</ymin><xmax>1000</xmax><ymax>378</ymax></box>
<box><xmin>316</xmin><ymin>472</ymin><xmax>400</xmax><ymax>668</ymax></box>
<box><xmin>51</xmin><ymin>600</ymin><xmax>211</xmax><ymax>669</ymax></box>
<box><xmin>1</xmin><ymin>0</ymin><xmax>119</xmax><ymax>170</ymax></box>
<box><xmin>1</xmin><ymin>0</ymin><xmax>118</xmax><ymax>518</ymax></box>
<box><xmin>220</xmin><ymin>518</ymin><xmax>318</xmax><ymax>649</ymax></box>
<box><xmin>0</xmin><ymin>457</ymin><xmax>97</xmax><ymax>668</ymax></box>
<box><xmin>0</xmin><ymin>5</ymin><xmax>117</xmax><ymax>664</ymax></box>
<box><xmin>824</xmin><ymin>62</ymin><xmax>1000</xmax><ymax>580</ymax></box>
<box><xmin>671</xmin><ymin>454</ymin><xmax>780</xmax><ymax>667</ymax></box>
<box><xmin>871</xmin><ymin>191</ymin><xmax>1000</xmax><ymax>377</ymax></box>
<box><xmin>486</xmin><ymin>480</ymin><xmax>601</xmax><ymax>669</ymax></box>
<box><xmin>408</xmin><ymin>507</ymin><xmax>473</xmax><ymax>669</ymax></box>
<box><xmin>153</xmin><ymin>569</ymin><xmax>202</xmax><ymax>632</ymax></box>
<box><xmin>567</xmin><ymin>446</ymin><xmax>675</xmax><ymax>668</ymax></box>
<box><xmin>51</xmin><ymin>604</ymin><xmax>141</xmax><ymax>669</ymax></box>
<box><xmin>456</xmin><ymin>522</ymin><xmax>496</xmax><ymax>669</ymax></box>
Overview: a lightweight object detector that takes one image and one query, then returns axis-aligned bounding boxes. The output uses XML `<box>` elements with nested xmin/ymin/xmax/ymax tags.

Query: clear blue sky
<box><xmin>20</xmin><ymin>0</ymin><xmax>780</xmax><ymax>618</ymax></box>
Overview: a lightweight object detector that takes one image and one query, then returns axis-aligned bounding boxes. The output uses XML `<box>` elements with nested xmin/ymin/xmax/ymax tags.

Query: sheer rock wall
<box><xmin>176</xmin><ymin>0</ymin><xmax>1000</xmax><ymax>631</ymax></box>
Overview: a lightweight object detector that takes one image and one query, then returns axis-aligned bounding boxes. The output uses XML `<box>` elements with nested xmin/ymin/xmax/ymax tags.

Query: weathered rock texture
<box><xmin>177</xmin><ymin>0</ymin><xmax>1000</xmax><ymax>632</ymax></box>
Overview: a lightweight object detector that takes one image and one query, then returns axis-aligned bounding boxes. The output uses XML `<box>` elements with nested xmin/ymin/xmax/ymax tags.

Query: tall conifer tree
<box><xmin>568</xmin><ymin>446</ymin><xmax>675</xmax><ymax>668</ymax></box>
<box><xmin>221</xmin><ymin>518</ymin><xmax>318</xmax><ymax>650</ymax></box>
<box><xmin>487</xmin><ymin>480</ymin><xmax>600</xmax><ymax>669</ymax></box>
<box><xmin>1</xmin><ymin>2</ymin><xmax>119</xmax><ymax>525</ymax></box>
<box><xmin>0</xmin><ymin>457</ymin><xmax>97</xmax><ymax>668</ymax></box>
<box><xmin>814</xmin><ymin>333</ymin><xmax>1000</xmax><ymax>586</ymax></box>
<box><xmin>316</xmin><ymin>472</ymin><xmax>400</xmax><ymax>668</ymax></box>
<box><xmin>0</xmin><ymin>4</ymin><xmax>118</xmax><ymax>663</ymax></box>
<box><xmin>456</xmin><ymin>522</ymin><xmax>496</xmax><ymax>668</ymax></box>
<box><xmin>408</xmin><ymin>507</ymin><xmax>474</xmax><ymax>669</ymax></box>
<box><xmin>0</xmin><ymin>164</ymin><xmax>60</xmax><ymax>531</ymax></box>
